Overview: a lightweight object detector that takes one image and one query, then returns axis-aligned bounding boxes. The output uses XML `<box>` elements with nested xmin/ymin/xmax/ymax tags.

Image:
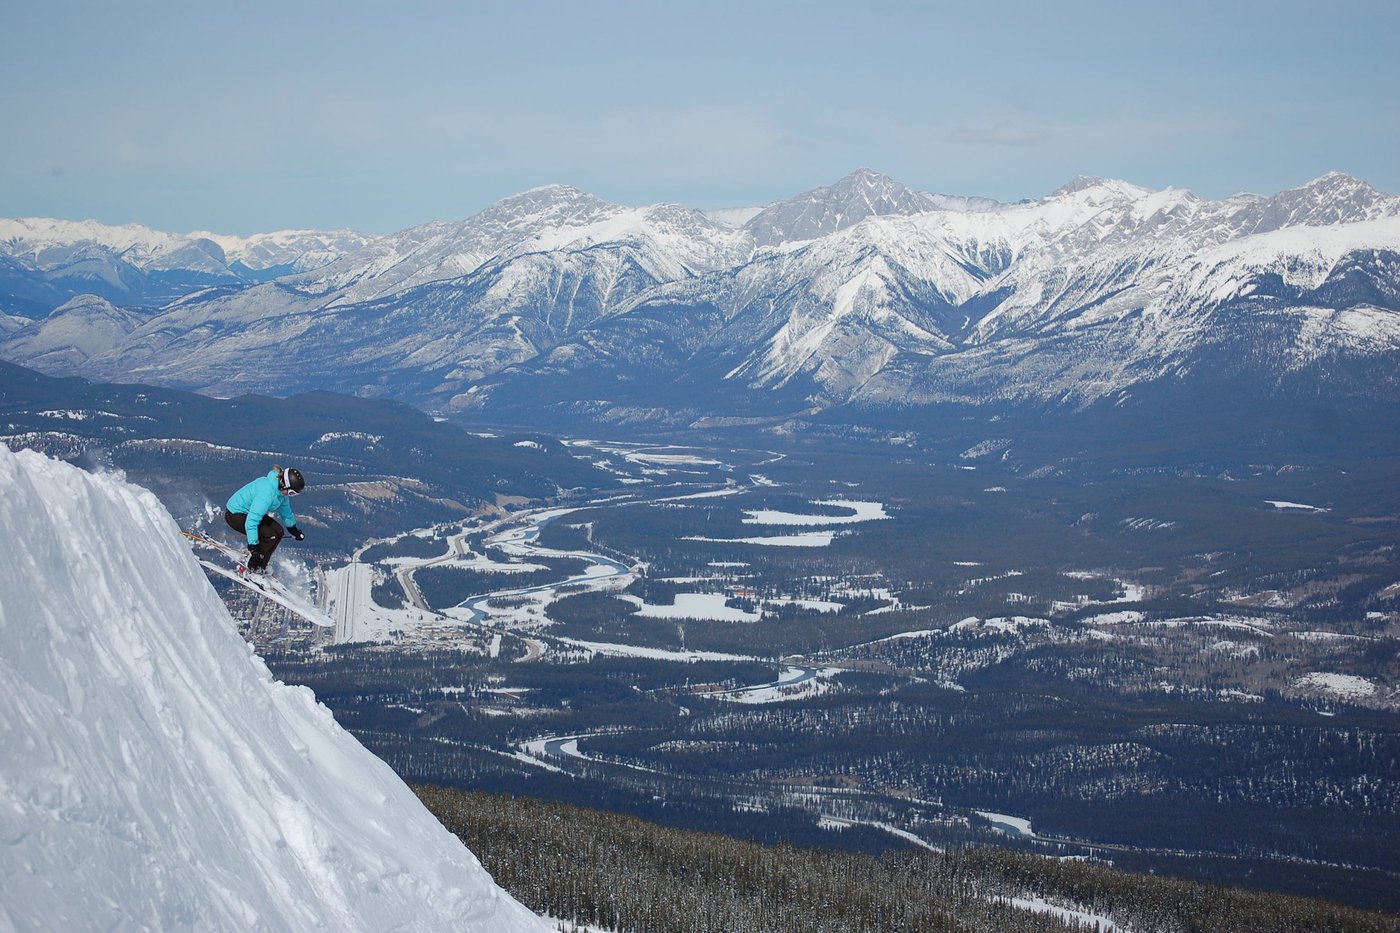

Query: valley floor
<box><xmin>210</xmin><ymin>435</ymin><xmax>1400</xmax><ymax>912</ymax></box>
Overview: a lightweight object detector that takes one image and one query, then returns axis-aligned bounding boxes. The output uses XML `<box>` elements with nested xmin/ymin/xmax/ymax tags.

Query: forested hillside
<box><xmin>419</xmin><ymin>786</ymin><xmax>1398</xmax><ymax>933</ymax></box>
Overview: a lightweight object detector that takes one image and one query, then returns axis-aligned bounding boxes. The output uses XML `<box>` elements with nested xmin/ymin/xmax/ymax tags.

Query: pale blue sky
<box><xmin>3</xmin><ymin>1</ymin><xmax>1396</xmax><ymax>234</ymax></box>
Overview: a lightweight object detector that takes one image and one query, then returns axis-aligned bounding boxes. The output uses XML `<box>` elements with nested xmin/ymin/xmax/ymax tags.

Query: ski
<box><xmin>183</xmin><ymin>530</ymin><xmax>335</xmax><ymax>628</ymax></box>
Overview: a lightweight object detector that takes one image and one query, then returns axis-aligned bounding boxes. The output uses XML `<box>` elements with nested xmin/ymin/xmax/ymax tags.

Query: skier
<box><xmin>224</xmin><ymin>465</ymin><xmax>306</xmax><ymax>572</ymax></box>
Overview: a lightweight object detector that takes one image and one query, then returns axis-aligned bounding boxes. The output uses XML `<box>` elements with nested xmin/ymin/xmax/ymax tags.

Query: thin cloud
<box><xmin>945</xmin><ymin>118</ymin><xmax>1051</xmax><ymax>147</ymax></box>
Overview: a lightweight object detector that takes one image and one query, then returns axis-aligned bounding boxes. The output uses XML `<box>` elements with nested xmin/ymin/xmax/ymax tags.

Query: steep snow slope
<box><xmin>0</xmin><ymin>445</ymin><xmax>547</xmax><ymax>932</ymax></box>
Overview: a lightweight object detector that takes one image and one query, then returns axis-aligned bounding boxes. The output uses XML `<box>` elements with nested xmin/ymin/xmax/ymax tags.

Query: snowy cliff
<box><xmin>0</xmin><ymin>445</ymin><xmax>547</xmax><ymax>932</ymax></box>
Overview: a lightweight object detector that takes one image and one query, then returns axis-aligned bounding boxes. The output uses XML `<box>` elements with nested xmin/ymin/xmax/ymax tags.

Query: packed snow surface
<box><xmin>0</xmin><ymin>445</ymin><xmax>547</xmax><ymax>932</ymax></box>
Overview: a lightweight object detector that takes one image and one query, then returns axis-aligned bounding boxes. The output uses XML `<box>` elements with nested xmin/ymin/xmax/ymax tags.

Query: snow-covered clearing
<box><xmin>951</xmin><ymin>615</ymin><xmax>1049</xmax><ymax>634</ymax></box>
<box><xmin>1062</xmin><ymin>571</ymin><xmax>1148</xmax><ymax>604</ymax></box>
<box><xmin>35</xmin><ymin>408</ymin><xmax>126</xmax><ymax>421</ymax></box>
<box><xmin>1113</xmin><ymin>581</ymin><xmax>1149</xmax><ymax>603</ymax></box>
<box><xmin>1000</xmin><ymin>895</ymin><xmax>1125</xmax><ymax>932</ymax></box>
<box><xmin>768</xmin><ymin>596</ymin><xmax>844</xmax><ymax>613</ymax></box>
<box><xmin>623</xmin><ymin>592</ymin><xmax>761</xmax><ymax>623</ymax></box>
<box><xmin>1147</xmin><ymin>615</ymin><xmax>1275</xmax><ymax>637</ymax></box>
<box><xmin>1293</xmin><ymin>630</ymin><xmax>1368</xmax><ymax>642</ymax></box>
<box><xmin>622</xmin><ymin>450</ymin><xmax>726</xmax><ymax>467</ymax></box>
<box><xmin>851</xmin><ymin>617</ymin><xmax>1049</xmax><ymax>648</ymax></box>
<box><xmin>741</xmin><ymin>499</ymin><xmax>889</xmax><ymax>526</ymax></box>
<box><xmin>556</xmin><ymin>638</ymin><xmax>759</xmax><ymax>662</ymax></box>
<box><xmin>1083</xmin><ymin>610</ymin><xmax>1146</xmax><ymax>625</ymax></box>
<box><xmin>1295</xmin><ymin>672</ymin><xmax>1378</xmax><ymax>700</ymax></box>
<box><xmin>685</xmin><ymin>531</ymin><xmax>840</xmax><ymax>547</ymax></box>
<box><xmin>862</xmin><ymin>586</ymin><xmax>929</xmax><ymax>615</ymax></box>
<box><xmin>975</xmin><ymin>811</ymin><xmax>1035</xmax><ymax>838</ymax></box>
<box><xmin>1266</xmin><ymin>499</ymin><xmax>1330</xmax><ymax>512</ymax></box>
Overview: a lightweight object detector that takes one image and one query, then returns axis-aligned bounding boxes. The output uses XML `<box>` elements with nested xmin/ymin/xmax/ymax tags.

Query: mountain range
<box><xmin>3</xmin><ymin>168</ymin><xmax>1398</xmax><ymax>438</ymax></box>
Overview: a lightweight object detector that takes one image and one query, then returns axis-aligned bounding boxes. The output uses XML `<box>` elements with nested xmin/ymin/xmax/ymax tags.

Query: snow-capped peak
<box><xmin>0</xmin><ymin>216</ymin><xmax>196</xmax><ymax>261</ymax></box>
<box><xmin>1238</xmin><ymin>171</ymin><xmax>1400</xmax><ymax>232</ymax></box>
<box><xmin>743</xmin><ymin>168</ymin><xmax>951</xmax><ymax>247</ymax></box>
<box><xmin>6</xmin><ymin>168</ymin><xmax>1399</xmax><ymax>420</ymax></box>
<box><xmin>470</xmin><ymin>184</ymin><xmax>614</xmax><ymax>227</ymax></box>
<box><xmin>0</xmin><ymin>216</ymin><xmax>372</xmax><ymax>284</ymax></box>
<box><xmin>188</xmin><ymin>227</ymin><xmax>378</xmax><ymax>272</ymax></box>
<box><xmin>1299</xmin><ymin>170</ymin><xmax>1382</xmax><ymax>198</ymax></box>
<box><xmin>1048</xmin><ymin>176</ymin><xmax>1154</xmax><ymax>201</ymax></box>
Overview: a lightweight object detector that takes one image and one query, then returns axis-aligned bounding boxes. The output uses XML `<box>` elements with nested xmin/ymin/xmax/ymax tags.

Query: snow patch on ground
<box><xmin>1267</xmin><ymin>499</ymin><xmax>1329</xmax><ymax>512</ymax></box>
<box><xmin>1148</xmin><ymin>615</ymin><xmax>1275</xmax><ymax>637</ymax></box>
<box><xmin>1000</xmin><ymin>895</ymin><xmax>1125</xmax><ymax>932</ymax></box>
<box><xmin>623</xmin><ymin>592</ymin><xmax>760</xmax><ymax>623</ymax></box>
<box><xmin>741</xmin><ymin>499</ymin><xmax>889</xmax><ymax>526</ymax></box>
<box><xmin>1083</xmin><ymin>610</ymin><xmax>1146</xmax><ymax>625</ymax></box>
<box><xmin>975</xmin><ymin>811</ymin><xmax>1035</xmax><ymax>837</ymax></box>
<box><xmin>768</xmin><ymin>596</ymin><xmax>844</xmax><ymax>613</ymax></box>
<box><xmin>557</xmin><ymin>638</ymin><xmax>758</xmax><ymax>662</ymax></box>
<box><xmin>685</xmin><ymin>531</ymin><xmax>840</xmax><ymax>547</ymax></box>
<box><xmin>1295</xmin><ymin>672</ymin><xmax>1377</xmax><ymax>700</ymax></box>
<box><xmin>951</xmin><ymin>615</ymin><xmax>1049</xmax><ymax>634</ymax></box>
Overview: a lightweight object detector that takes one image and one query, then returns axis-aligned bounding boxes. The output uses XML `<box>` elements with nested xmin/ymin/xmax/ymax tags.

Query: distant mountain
<box><xmin>286</xmin><ymin>184</ymin><xmax>752</xmax><ymax>307</ymax></box>
<box><xmin>743</xmin><ymin>168</ymin><xmax>1000</xmax><ymax>247</ymax></box>
<box><xmin>0</xmin><ymin>216</ymin><xmax>374</xmax><ymax>314</ymax></box>
<box><xmin>2</xmin><ymin>171</ymin><xmax>1398</xmax><ymax>442</ymax></box>
<box><xmin>463</xmin><ymin>172</ymin><xmax>1400</xmax><ymax>432</ymax></box>
<box><xmin>1</xmin><ymin>294</ymin><xmax>150</xmax><ymax>370</ymax></box>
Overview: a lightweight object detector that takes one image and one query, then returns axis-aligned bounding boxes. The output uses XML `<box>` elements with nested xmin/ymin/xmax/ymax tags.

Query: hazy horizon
<box><xmin>4</xmin><ymin>0</ymin><xmax>1397</xmax><ymax>235</ymax></box>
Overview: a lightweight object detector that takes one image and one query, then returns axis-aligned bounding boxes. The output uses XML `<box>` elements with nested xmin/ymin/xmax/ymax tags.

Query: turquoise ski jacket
<box><xmin>226</xmin><ymin>469</ymin><xmax>298</xmax><ymax>545</ymax></box>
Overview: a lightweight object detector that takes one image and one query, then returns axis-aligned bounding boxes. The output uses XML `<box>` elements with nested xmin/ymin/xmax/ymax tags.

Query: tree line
<box><xmin>417</xmin><ymin>785</ymin><xmax>1399</xmax><ymax>933</ymax></box>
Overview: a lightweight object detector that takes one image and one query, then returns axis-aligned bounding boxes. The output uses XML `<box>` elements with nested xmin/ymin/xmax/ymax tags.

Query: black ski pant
<box><xmin>224</xmin><ymin>509</ymin><xmax>283</xmax><ymax>570</ymax></box>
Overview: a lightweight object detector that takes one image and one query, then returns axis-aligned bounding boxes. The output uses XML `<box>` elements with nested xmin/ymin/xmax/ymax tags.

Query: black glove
<box><xmin>288</xmin><ymin>526</ymin><xmax>305</xmax><ymax>541</ymax></box>
<box><xmin>246</xmin><ymin>547</ymin><xmax>268</xmax><ymax>572</ymax></box>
